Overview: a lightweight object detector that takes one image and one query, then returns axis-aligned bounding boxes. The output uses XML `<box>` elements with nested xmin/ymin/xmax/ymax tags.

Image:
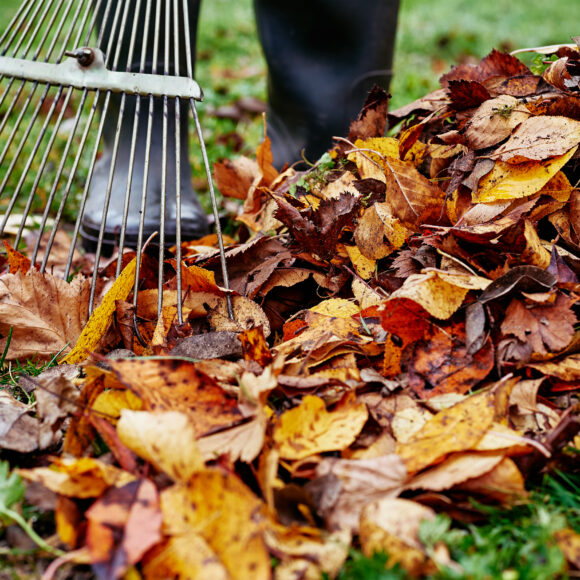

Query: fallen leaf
<box><xmin>491</xmin><ymin>116</ymin><xmax>580</xmax><ymax>163</ymax></box>
<box><xmin>408</xmin><ymin>320</ymin><xmax>494</xmax><ymax>397</ymax></box>
<box><xmin>464</xmin><ymin>95</ymin><xmax>531</xmax><ymax>150</ymax></box>
<box><xmin>0</xmin><ymin>269</ymin><xmax>90</xmax><ymax>360</ymax></box>
<box><xmin>264</xmin><ymin>524</ymin><xmax>350</xmax><ymax>579</ymax></box>
<box><xmin>86</xmin><ymin>479</ymin><xmax>162</xmax><ymax>580</ymax></box>
<box><xmin>274</xmin><ymin>394</ymin><xmax>368</xmax><ymax>460</ymax></box>
<box><xmin>62</xmin><ymin>258</ymin><xmax>136</xmax><ymax>364</ymax></box>
<box><xmin>501</xmin><ymin>293</ymin><xmax>577</xmax><ymax>355</ymax></box>
<box><xmin>359</xmin><ymin>498</ymin><xmax>443</xmax><ymax>576</ymax></box>
<box><xmin>396</xmin><ymin>380</ymin><xmax>516</xmax><ymax>474</ymax></box>
<box><xmin>155</xmin><ymin>470</ymin><xmax>270</xmax><ymax>580</ymax></box>
<box><xmin>109</xmin><ymin>359</ymin><xmax>243</xmax><ymax>437</ymax></box>
<box><xmin>474</xmin><ymin>147</ymin><xmax>577</xmax><ymax>203</ymax></box>
<box><xmin>18</xmin><ymin>457</ymin><xmax>136</xmax><ymax>498</ymax></box>
<box><xmin>117</xmin><ymin>410</ymin><xmax>205</xmax><ymax>482</ymax></box>
<box><xmin>213</xmin><ymin>156</ymin><xmax>258</xmax><ymax>200</ymax></box>
<box><xmin>313</xmin><ymin>454</ymin><xmax>407</xmax><ymax>532</ymax></box>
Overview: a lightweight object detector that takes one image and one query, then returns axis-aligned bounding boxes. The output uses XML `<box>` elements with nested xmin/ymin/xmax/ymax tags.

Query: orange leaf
<box><xmin>239</xmin><ymin>326</ymin><xmax>273</xmax><ymax>366</ymax></box>
<box><xmin>3</xmin><ymin>240</ymin><xmax>31</xmax><ymax>273</ymax></box>
<box><xmin>109</xmin><ymin>359</ymin><xmax>243</xmax><ymax>437</ymax></box>
<box><xmin>85</xmin><ymin>479</ymin><xmax>162</xmax><ymax>579</ymax></box>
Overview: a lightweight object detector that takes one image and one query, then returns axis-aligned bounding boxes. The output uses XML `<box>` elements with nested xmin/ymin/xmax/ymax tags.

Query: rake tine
<box><xmin>115</xmin><ymin>0</ymin><xmax>145</xmax><ymax>268</ymax></box>
<box><xmin>155</xmin><ymin>0</ymin><xmax>172</xmax><ymax>317</ymax></box>
<box><xmin>0</xmin><ymin>84</ymin><xmax>60</xmax><ymax>235</ymax></box>
<box><xmin>129</xmin><ymin>0</ymin><xmax>155</xmax><ymax>309</ymax></box>
<box><xmin>64</xmin><ymin>90</ymin><xmax>101</xmax><ymax>281</ymax></box>
<box><xmin>0</xmin><ymin>0</ymin><xmax>78</xmax><ymax>186</ymax></box>
<box><xmin>181</xmin><ymin>0</ymin><xmax>233</xmax><ymax>320</ymax></box>
<box><xmin>37</xmin><ymin>90</ymin><xmax>91</xmax><ymax>270</ymax></box>
<box><xmin>32</xmin><ymin>0</ymin><xmax>99</xmax><ymax>266</ymax></box>
<box><xmin>15</xmin><ymin>0</ymin><xmax>94</xmax><ymax>251</ymax></box>
<box><xmin>14</xmin><ymin>87</ymin><xmax>73</xmax><ymax>249</ymax></box>
<box><xmin>0</xmin><ymin>0</ymin><xmax>66</xmax><ymax>133</ymax></box>
<box><xmin>0</xmin><ymin>0</ymin><xmax>35</xmax><ymax>55</ymax></box>
<box><xmin>131</xmin><ymin>94</ymin><xmax>155</xmax><ymax>313</ymax></box>
<box><xmin>87</xmin><ymin>0</ymin><xmax>133</xmax><ymax>310</ymax></box>
<box><xmin>173</xmin><ymin>0</ymin><xmax>183</xmax><ymax>324</ymax></box>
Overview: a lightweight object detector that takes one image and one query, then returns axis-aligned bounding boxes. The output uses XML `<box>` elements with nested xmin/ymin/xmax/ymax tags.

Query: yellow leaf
<box><xmin>474</xmin><ymin>147</ymin><xmax>576</xmax><ymax>203</ymax></box>
<box><xmin>374</xmin><ymin>202</ymin><xmax>415</xmax><ymax>248</ymax></box>
<box><xmin>309</xmin><ymin>298</ymin><xmax>360</xmax><ymax>318</ymax></box>
<box><xmin>346</xmin><ymin>245</ymin><xmax>376</xmax><ymax>280</ymax></box>
<box><xmin>157</xmin><ymin>470</ymin><xmax>270</xmax><ymax>580</ymax></box>
<box><xmin>529</xmin><ymin>353</ymin><xmax>580</xmax><ymax>381</ymax></box>
<box><xmin>539</xmin><ymin>170</ymin><xmax>573</xmax><ymax>202</ymax></box>
<box><xmin>520</xmin><ymin>219</ymin><xmax>551</xmax><ymax>268</ymax></box>
<box><xmin>18</xmin><ymin>457</ymin><xmax>136</xmax><ymax>498</ymax></box>
<box><xmin>143</xmin><ymin>535</ymin><xmax>229</xmax><ymax>580</ymax></box>
<box><xmin>554</xmin><ymin>528</ymin><xmax>580</xmax><ymax>568</ymax></box>
<box><xmin>396</xmin><ymin>389</ymin><xmax>499</xmax><ymax>474</ymax></box>
<box><xmin>61</xmin><ymin>258</ymin><xmax>137</xmax><ymax>364</ymax></box>
<box><xmin>274</xmin><ymin>395</ymin><xmax>368</xmax><ymax>460</ymax></box>
<box><xmin>117</xmin><ymin>410</ymin><xmax>205</xmax><ymax>483</ymax></box>
<box><xmin>386</xmin><ymin>271</ymin><xmax>472</xmax><ymax>320</ymax></box>
<box><xmin>348</xmin><ymin>137</ymin><xmax>399</xmax><ymax>180</ymax></box>
<box><xmin>92</xmin><ymin>389</ymin><xmax>143</xmax><ymax>422</ymax></box>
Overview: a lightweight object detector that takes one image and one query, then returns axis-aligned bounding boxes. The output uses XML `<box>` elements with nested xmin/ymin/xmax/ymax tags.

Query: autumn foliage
<box><xmin>3</xmin><ymin>43</ymin><xmax>580</xmax><ymax>577</ymax></box>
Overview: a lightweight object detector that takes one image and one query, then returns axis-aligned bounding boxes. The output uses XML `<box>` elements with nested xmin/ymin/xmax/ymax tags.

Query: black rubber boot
<box><xmin>254</xmin><ymin>0</ymin><xmax>400</xmax><ymax>168</ymax></box>
<box><xmin>81</xmin><ymin>0</ymin><xmax>209</xmax><ymax>253</ymax></box>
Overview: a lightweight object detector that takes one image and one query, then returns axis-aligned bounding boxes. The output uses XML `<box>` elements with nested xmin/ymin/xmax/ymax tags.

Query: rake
<box><xmin>0</xmin><ymin>0</ymin><xmax>233</xmax><ymax>324</ymax></box>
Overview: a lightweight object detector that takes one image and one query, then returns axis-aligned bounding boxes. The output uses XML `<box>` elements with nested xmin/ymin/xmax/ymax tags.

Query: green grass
<box><xmin>336</xmin><ymin>469</ymin><xmax>580</xmax><ymax>579</ymax></box>
<box><xmin>391</xmin><ymin>0</ymin><xmax>580</xmax><ymax>110</ymax></box>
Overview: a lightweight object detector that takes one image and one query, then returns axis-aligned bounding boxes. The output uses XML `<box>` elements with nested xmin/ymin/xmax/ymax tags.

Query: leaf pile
<box><xmin>3</xmin><ymin>44</ymin><xmax>580</xmax><ymax>578</ymax></box>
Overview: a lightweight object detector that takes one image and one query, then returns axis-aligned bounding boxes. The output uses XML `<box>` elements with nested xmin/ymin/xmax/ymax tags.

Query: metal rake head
<box><xmin>0</xmin><ymin>0</ymin><xmax>232</xmax><ymax>323</ymax></box>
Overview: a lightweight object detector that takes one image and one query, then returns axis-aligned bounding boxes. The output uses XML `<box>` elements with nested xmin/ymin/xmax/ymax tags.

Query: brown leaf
<box><xmin>213</xmin><ymin>156</ymin><xmax>258</xmax><ymax>200</ymax></box>
<box><xmin>239</xmin><ymin>326</ymin><xmax>273</xmax><ymax>366</ymax></box>
<box><xmin>313</xmin><ymin>454</ymin><xmax>407</xmax><ymax>532</ymax></box>
<box><xmin>463</xmin><ymin>95</ymin><xmax>531</xmax><ymax>150</ymax></box>
<box><xmin>447</xmin><ymin>80</ymin><xmax>491</xmax><ymax>111</ymax></box>
<box><xmin>408</xmin><ymin>320</ymin><xmax>494</xmax><ymax>398</ymax></box>
<box><xmin>275</xmin><ymin>193</ymin><xmax>360</xmax><ymax>260</ymax></box>
<box><xmin>347</xmin><ymin>85</ymin><xmax>390</xmax><ymax>142</ymax></box>
<box><xmin>491</xmin><ymin>115</ymin><xmax>580</xmax><ymax>162</ymax></box>
<box><xmin>440</xmin><ymin>49</ymin><xmax>531</xmax><ymax>86</ymax></box>
<box><xmin>382</xmin><ymin>156</ymin><xmax>446</xmax><ymax>229</ymax></box>
<box><xmin>406</xmin><ymin>452</ymin><xmax>505</xmax><ymax>493</ymax></box>
<box><xmin>501</xmin><ymin>293</ymin><xmax>577</xmax><ymax>355</ymax></box>
<box><xmin>0</xmin><ymin>269</ymin><xmax>90</xmax><ymax>360</ymax></box>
